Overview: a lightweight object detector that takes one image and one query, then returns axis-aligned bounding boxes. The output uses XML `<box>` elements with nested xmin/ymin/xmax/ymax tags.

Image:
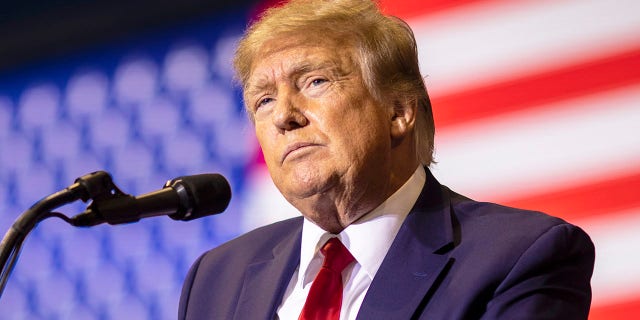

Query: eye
<box><xmin>309</xmin><ymin>78</ymin><xmax>328</xmax><ymax>87</ymax></box>
<box><xmin>256</xmin><ymin>96</ymin><xmax>274</xmax><ymax>108</ymax></box>
<box><xmin>252</xmin><ymin>96</ymin><xmax>274</xmax><ymax>113</ymax></box>
<box><xmin>260</xmin><ymin>97</ymin><xmax>273</xmax><ymax>105</ymax></box>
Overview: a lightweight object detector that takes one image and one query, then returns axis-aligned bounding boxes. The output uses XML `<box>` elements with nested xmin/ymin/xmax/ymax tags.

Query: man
<box><xmin>178</xmin><ymin>0</ymin><xmax>595</xmax><ymax>319</ymax></box>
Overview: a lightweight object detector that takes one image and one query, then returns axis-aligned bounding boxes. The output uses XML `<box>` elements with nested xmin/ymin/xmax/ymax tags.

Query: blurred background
<box><xmin>0</xmin><ymin>0</ymin><xmax>638</xmax><ymax>319</ymax></box>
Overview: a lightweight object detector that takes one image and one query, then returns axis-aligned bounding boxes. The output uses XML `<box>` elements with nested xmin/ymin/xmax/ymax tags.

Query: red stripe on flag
<box><xmin>431</xmin><ymin>47</ymin><xmax>640</xmax><ymax>128</ymax></box>
<box><xmin>590</xmin><ymin>297</ymin><xmax>640</xmax><ymax>320</ymax></box>
<box><xmin>502</xmin><ymin>170</ymin><xmax>640</xmax><ymax>223</ymax></box>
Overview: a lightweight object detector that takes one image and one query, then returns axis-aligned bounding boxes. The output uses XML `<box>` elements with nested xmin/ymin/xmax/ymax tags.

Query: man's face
<box><xmin>245</xmin><ymin>39</ymin><xmax>394</xmax><ymax>222</ymax></box>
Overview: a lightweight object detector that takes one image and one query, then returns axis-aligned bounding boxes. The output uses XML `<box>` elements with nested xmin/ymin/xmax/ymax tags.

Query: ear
<box><xmin>390</xmin><ymin>96</ymin><xmax>417</xmax><ymax>140</ymax></box>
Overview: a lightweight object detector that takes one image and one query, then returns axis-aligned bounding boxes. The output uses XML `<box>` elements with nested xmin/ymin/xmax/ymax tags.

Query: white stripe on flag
<box><xmin>408</xmin><ymin>0</ymin><xmax>640</xmax><ymax>94</ymax></box>
<box><xmin>431</xmin><ymin>84</ymin><xmax>640</xmax><ymax>201</ymax></box>
<box><xmin>580</xmin><ymin>207</ymin><xmax>640</xmax><ymax>307</ymax></box>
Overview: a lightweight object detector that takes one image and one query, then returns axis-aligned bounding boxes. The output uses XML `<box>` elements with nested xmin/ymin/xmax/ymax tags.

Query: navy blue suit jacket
<box><xmin>178</xmin><ymin>170</ymin><xmax>594</xmax><ymax>319</ymax></box>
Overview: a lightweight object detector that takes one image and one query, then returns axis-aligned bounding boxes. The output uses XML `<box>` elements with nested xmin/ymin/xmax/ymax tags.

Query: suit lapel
<box><xmin>357</xmin><ymin>170</ymin><xmax>455</xmax><ymax>319</ymax></box>
<box><xmin>233</xmin><ymin>219</ymin><xmax>303</xmax><ymax>320</ymax></box>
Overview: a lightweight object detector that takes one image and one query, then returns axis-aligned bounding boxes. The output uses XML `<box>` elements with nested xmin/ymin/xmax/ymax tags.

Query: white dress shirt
<box><xmin>277</xmin><ymin>166</ymin><xmax>426</xmax><ymax>320</ymax></box>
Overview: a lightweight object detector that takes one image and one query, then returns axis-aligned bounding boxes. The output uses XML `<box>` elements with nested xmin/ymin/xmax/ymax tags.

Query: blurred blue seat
<box><xmin>65</xmin><ymin>303</ymin><xmax>99</xmax><ymax>320</ymax></box>
<box><xmin>12</xmin><ymin>233</ymin><xmax>55</xmax><ymax>285</ymax></box>
<box><xmin>64</xmin><ymin>70</ymin><xmax>110</xmax><ymax>124</ymax></box>
<box><xmin>144</xmin><ymin>288</ymin><xmax>181</xmax><ymax>320</ymax></box>
<box><xmin>17</xmin><ymin>84</ymin><xmax>60</xmax><ymax>135</ymax></box>
<box><xmin>0</xmin><ymin>133</ymin><xmax>33</xmax><ymax>178</ymax></box>
<box><xmin>14</xmin><ymin>164</ymin><xmax>56</xmax><ymax>209</ymax></box>
<box><xmin>162</xmin><ymin>131</ymin><xmax>206</xmax><ymax>173</ymax></box>
<box><xmin>137</xmin><ymin>97</ymin><xmax>182</xmax><ymax>143</ymax></box>
<box><xmin>211</xmin><ymin>34</ymin><xmax>242</xmax><ymax>81</ymax></box>
<box><xmin>0</xmin><ymin>277</ymin><xmax>30</xmax><ymax>319</ymax></box>
<box><xmin>112</xmin><ymin>141</ymin><xmax>155</xmax><ymax>181</ymax></box>
<box><xmin>210</xmin><ymin>116</ymin><xmax>257</xmax><ymax>166</ymax></box>
<box><xmin>105</xmin><ymin>293</ymin><xmax>149</xmax><ymax>320</ymax></box>
<box><xmin>40</xmin><ymin>120</ymin><xmax>82</xmax><ymax>164</ymax></box>
<box><xmin>79</xmin><ymin>262</ymin><xmax>127</xmax><ymax>311</ymax></box>
<box><xmin>133</xmin><ymin>251</ymin><xmax>177</xmax><ymax>300</ymax></box>
<box><xmin>105</xmin><ymin>223</ymin><xmax>154</xmax><ymax>266</ymax></box>
<box><xmin>187</xmin><ymin>83</ymin><xmax>236</xmax><ymax>129</ymax></box>
<box><xmin>156</xmin><ymin>218</ymin><xmax>204</xmax><ymax>256</ymax></box>
<box><xmin>34</xmin><ymin>271</ymin><xmax>76</xmax><ymax>318</ymax></box>
<box><xmin>0</xmin><ymin>96</ymin><xmax>13</xmax><ymax>140</ymax></box>
<box><xmin>113</xmin><ymin>57</ymin><xmax>159</xmax><ymax>107</ymax></box>
<box><xmin>56</xmin><ymin>227</ymin><xmax>104</xmax><ymax>273</ymax></box>
<box><xmin>163</xmin><ymin>44</ymin><xmax>209</xmax><ymax>94</ymax></box>
<box><xmin>88</xmin><ymin>110</ymin><xmax>131</xmax><ymax>155</ymax></box>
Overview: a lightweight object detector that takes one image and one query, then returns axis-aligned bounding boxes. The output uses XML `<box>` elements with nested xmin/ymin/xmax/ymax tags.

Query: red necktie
<box><xmin>299</xmin><ymin>238</ymin><xmax>355</xmax><ymax>320</ymax></box>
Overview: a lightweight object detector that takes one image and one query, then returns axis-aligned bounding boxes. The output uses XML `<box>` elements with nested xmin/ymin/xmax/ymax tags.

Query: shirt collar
<box><xmin>298</xmin><ymin>166</ymin><xmax>426</xmax><ymax>285</ymax></box>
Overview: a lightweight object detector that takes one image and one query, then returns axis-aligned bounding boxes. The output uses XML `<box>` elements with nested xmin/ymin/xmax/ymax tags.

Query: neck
<box><xmin>295</xmin><ymin>160</ymin><xmax>419</xmax><ymax>234</ymax></box>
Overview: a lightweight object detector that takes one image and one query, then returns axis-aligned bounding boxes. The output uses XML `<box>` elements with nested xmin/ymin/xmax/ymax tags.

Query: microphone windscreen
<box><xmin>170</xmin><ymin>173</ymin><xmax>232</xmax><ymax>221</ymax></box>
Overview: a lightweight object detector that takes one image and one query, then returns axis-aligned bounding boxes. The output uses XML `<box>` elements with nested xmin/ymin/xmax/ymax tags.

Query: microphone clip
<box><xmin>70</xmin><ymin>171</ymin><xmax>134</xmax><ymax>227</ymax></box>
<box><xmin>73</xmin><ymin>171</ymin><xmax>127</xmax><ymax>203</ymax></box>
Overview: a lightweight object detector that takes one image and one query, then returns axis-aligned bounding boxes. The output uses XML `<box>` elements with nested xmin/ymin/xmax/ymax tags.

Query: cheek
<box><xmin>255</xmin><ymin>126</ymin><xmax>278</xmax><ymax>161</ymax></box>
<box><xmin>346</xmin><ymin>121</ymin><xmax>390</xmax><ymax>162</ymax></box>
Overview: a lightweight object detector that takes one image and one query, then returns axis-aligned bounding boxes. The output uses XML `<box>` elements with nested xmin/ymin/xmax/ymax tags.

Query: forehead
<box><xmin>246</xmin><ymin>37</ymin><xmax>358</xmax><ymax>87</ymax></box>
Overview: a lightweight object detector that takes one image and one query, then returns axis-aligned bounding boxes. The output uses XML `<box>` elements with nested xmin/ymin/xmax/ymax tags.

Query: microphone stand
<box><xmin>0</xmin><ymin>171</ymin><xmax>119</xmax><ymax>298</ymax></box>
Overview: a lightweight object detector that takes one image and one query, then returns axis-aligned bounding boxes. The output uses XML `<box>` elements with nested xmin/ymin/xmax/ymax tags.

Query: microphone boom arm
<box><xmin>0</xmin><ymin>171</ymin><xmax>119</xmax><ymax>298</ymax></box>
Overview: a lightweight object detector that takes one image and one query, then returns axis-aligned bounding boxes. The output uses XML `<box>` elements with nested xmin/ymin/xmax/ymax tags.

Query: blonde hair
<box><xmin>234</xmin><ymin>0</ymin><xmax>435</xmax><ymax>165</ymax></box>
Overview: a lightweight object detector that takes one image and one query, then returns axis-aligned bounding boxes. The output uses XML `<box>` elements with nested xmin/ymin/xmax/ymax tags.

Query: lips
<box><xmin>282</xmin><ymin>142</ymin><xmax>319</xmax><ymax>163</ymax></box>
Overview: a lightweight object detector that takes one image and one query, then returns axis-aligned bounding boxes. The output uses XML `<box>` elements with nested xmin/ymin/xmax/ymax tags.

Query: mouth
<box><xmin>282</xmin><ymin>142</ymin><xmax>319</xmax><ymax>163</ymax></box>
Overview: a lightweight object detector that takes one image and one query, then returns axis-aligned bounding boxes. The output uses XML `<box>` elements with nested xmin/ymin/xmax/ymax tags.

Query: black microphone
<box><xmin>71</xmin><ymin>173</ymin><xmax>231</xmax><ymax>227</ymax></box>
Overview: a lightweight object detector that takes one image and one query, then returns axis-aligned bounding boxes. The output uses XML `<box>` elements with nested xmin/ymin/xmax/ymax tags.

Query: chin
<box><xmin>284</xmin><ymin>182</ymin><xmax>326</xmax><ymax>200</ymax></box>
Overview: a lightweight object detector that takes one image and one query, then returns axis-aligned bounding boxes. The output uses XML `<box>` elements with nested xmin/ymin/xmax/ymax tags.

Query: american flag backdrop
<box><xmin>243</xmin><ymin>0</ymin><xmax>640</xmax><ymax>319</ymax></box>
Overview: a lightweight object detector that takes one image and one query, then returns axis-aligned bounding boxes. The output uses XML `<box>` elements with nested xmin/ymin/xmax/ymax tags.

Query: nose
<box><xmin>272</xmin><ymin>93</ymin><xmax>308</xmax><ymax>132</ymax></box>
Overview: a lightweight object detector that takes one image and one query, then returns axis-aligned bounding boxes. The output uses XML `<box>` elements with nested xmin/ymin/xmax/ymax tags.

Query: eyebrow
<box><xmin>245</xmin><ymin>77</ymin><xmax>273</xmax><ymax>98</ymax></box>
<box><xmin>291</xmin><ymin>60</ymin><xmax>336</xmax><ymax>77</ymax></box>
<box><xmin>245</xmin><ymin>59</ymin><xmax>342</xmax><ymax>96</ymax></box>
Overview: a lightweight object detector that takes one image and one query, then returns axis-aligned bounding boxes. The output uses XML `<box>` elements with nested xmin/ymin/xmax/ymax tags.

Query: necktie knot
<box><xmin>320</xmin><ymin>238</ymin><xmax>354</xmax><ymax>273</ymax></box>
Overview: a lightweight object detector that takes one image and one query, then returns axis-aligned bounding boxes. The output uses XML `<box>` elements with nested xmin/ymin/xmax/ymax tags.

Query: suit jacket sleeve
<box><xmin>481</xmin><ymin>223</ymin><xmax>595</xmax><ymax>319</ymax></box>
<box><xmin>178</xmin><ymin>253</ymin><xmax>205</xmax><ymax>320</ymax></box>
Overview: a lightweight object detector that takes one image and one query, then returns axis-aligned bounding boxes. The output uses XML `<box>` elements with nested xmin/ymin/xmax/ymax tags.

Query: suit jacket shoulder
<box><xmin>178</xmin><ymin>216</ymin><xmax>303</xmax><ymax>320</ymax></box>
<box><xmin>357</xmin><ymin>176</ymin><xmax>595</xmax><ymax>320</ymax></box>
<box><xmin>445</xmin><ymin>189</ymin><xmax>595</xmax><ymax>319</ymax></box>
